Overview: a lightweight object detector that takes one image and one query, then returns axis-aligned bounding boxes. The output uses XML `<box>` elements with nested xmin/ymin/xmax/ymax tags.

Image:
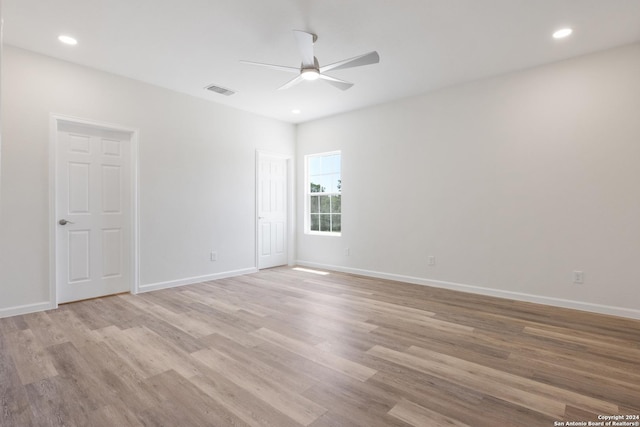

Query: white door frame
<box><xmin>255</xmin><ymin>150</ymin><xmax>294</xmax><ymax>269</ymax></box>
<box><xmin>49</xmin><ymin>114</ymin><xmax>140</xmax><ymax>308</ymax></box>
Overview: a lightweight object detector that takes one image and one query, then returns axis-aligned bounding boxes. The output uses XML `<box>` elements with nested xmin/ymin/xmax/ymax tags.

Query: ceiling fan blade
<box><xmin>239</xmin><ymin>60</ymin><xmax>299</xmax><ymax>73</ymax></box>
<box><xmin>320</xmin><ymin>51</ymin><xmax>380</xmax><ymax>73</ymax></box>
<box><xmin>318</xmin><ymin>74</ymin><xmax>354</xmax><ymax>91</ymax></box>
<box><xmin>278</xmin><ymin>74</ymin><xmax>306</xmax><ymax>90</ymax></box>
<box><xmin>293</xmin><ymin>30</ymin><xmax>316</xmax><ymax>67</ymax></box>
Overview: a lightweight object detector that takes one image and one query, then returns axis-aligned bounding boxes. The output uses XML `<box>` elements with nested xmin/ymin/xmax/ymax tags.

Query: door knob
<box><xmin>58</xmin><ymin>219</ymin><xmax>74</xmax><ymax>225</ymax></box>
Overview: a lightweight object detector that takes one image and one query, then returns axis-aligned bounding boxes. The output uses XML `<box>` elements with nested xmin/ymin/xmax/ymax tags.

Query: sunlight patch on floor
<box><xmin>292</xmin><ymin>267</ymin><xmax>330</xmax><ymax>276</ymax></box>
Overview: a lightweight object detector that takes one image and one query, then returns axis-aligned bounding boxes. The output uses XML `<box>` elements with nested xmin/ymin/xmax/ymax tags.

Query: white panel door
<box><xmin>258</xmin><ymin>154</ymin><xmax>288</xmax><ymax>269</ymax></box>
<box><xmin>56</xmin><ymin>122</ymin><xmax>132</xmax><ymax>303</ymax></box>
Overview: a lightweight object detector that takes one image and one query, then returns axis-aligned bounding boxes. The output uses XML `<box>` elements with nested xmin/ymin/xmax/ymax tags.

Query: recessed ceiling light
<box><xmin>553</xmin><ymin>28</ymin><xmax>573</xmax><ymax>39</ymax></box>
<box><xmin>291</xmin><ymin>109</ymin><xmax>301</xmax><ymax>114</ymax></box>
<box><xmin>58</xmin><ymin>35</ymin><xmax>78</xmax><ymax>45</ymax></box>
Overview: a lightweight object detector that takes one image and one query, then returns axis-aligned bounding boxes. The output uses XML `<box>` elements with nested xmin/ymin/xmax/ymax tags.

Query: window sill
<box><xmin>305</xmin><ymin>231</ymin><xmax>342</xmax><ymax>237</ymax></box>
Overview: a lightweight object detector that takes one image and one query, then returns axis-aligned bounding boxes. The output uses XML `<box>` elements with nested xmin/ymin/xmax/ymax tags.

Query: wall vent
<box><xmin>204</xmin><ymin>84</ymin><xmax>236</xmax><ymax>96</ymax></box>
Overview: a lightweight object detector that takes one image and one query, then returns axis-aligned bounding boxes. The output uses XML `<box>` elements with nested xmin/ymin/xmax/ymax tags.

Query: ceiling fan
<box><xmin>241</xmin><ymin>30</ymin><xmax>380</xmax><ymax>91</ymax></box>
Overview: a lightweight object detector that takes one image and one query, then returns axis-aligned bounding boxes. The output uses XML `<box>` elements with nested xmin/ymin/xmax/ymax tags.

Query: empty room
<box><xmin>1</xmin><ymin>1</ymin><xmax>639</xmax><ymax>426</ymax></box>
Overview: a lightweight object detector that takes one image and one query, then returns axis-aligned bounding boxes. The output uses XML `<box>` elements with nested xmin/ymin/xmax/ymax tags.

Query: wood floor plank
<box><xmin>22</xmin><ymin>312</ymin><xmax>68</xmax><ymax>348</ymax></box>
<box><xmin>79</xmin><ymin>341</ymin><xmax>163</xmax><ymax>410</ymax></box>
<box><xmin>46</xmin><ymin>308</ymin><xmax>104</xmax><ymax>348</ymax></box>
<box><xmin>132</xmin><ymin>300</ymin><xmax>218</xmax><ymax>338</ymax></box>
<box><xmin>25</xmin><ymin>376</ymin><xmax>93</xmax><ymax>426</ymax></box>
<box><xmin>236</xmin><ymin>308</ymin><xmax>337</xmax><ymax>346</ymax></box>
<box><xmin>142</xmin><ymin>369</ymin><xmax>251</xmax><ymax>427</ymax></box>
<box><xmin>124</xmin><ymin>326</ymin><xmax>204</xmax><ymax>378</ymax></box>
<box><xmin>282</xmin><ymin>296</ymin><xmax>379</xmax><ymax>331</ymax></box>
<box><xmin>370</xmin><ymin>322</ymin><xmax>510</xmax><ymax>362</ymax></box>
<box><xmin>371</xmin><ymin>370</ymin><xmax>485</xmax><ymax>420</ymax></box>
<box><xmin>192</xmin><ymin>347</ymin><xmax>327</xmax><ymax>426</ymax></box>
<box><xmin>126</xmin><ymin>312</ymin><xmax>207</xmax><ymax>353</ymax></box>
<box><xmin>87</xmin><ymin>405</ymin><xmax>145</xmax><ymax>427</ymax></box>
<box><xmin>509</xmin><ymin>340</ymin><xmax>640</xmax><ymax>380</ymax></box>
<box><xmin>190</xmin><ymin>373</ymin><xmax>304</xmax><ymax>427</ymax></box>
<box><xmin>4</xmin><ymin>329</ymin><xmax>58</xmax><ymax>385</ymax></box>
<box><xmin>406</xmin><ymin>345</ymin><xmax>620</xmax><ymax>415</ymax></box>
<box><xmin>201</xmin><ymin>333</ymin><xmax>317</xmax><ymax>393</ymax></box>
<box><xmin>1</xmin><ymin>266</ymin><xmax>639</xmax><ymax>426</ymax></box>
<box><xmin>96</xmin><ymin>325</ymin><xmax>174</xmax><ymax>379</ymax></box>
<box><xmin>523</xmin><ymin>325</ymin><xmax>640</xmax><ymax>362</ymax></box>
<box><xmin>180</xmin><ymin>289</ymin><xmax>246</xmax><ymax>314</ymax></box>
<box><xmin>254</xmin><ymin>339</ymin><xmax>357</xmax><ymax>389</ymax></box>
<box><xmin>0</xmin><ymin>333</ymin><xmax>34</xmax><ymax>426</ymax></box>
<box><xmin>253</xmin><ymin>327</ymin><xmax>378</xmax><ymax>382</ymax></box>
<box><xmin>303</xmin><ymin>277</ymin><xmax>376</xmax><ymax>297</ymax></box>
<box><xmin>45</xmin><ymin>341</ymin><xmax>112</xmax><ymax>410</ymax></box>
<box><xmin>367</xmin><ymin>368</ymin><xmax>543</xmax><ymax>427</ymax></box>
<box><xmin>508</xmin><ymin>352</ymin><xmax>640</xmax><ymax>409</ymax></box>
<box><xmin>388</xmin><ymin>398</ymin><xmax>470</xmax><ymax>427</ymax></box>
<box><xmin>301</xmin><ymin>373</ymin><xmax>411</xmax><ymax>427</ymax></box>
<box><xmin>367</xmin><ymin>345</ymin><xmax>568</xmax><ymax>418</ymax></box>
<box><xmin>0</xmin><ymin>316</ymin><xmax>29</xmax><ymax>335</ymax></box>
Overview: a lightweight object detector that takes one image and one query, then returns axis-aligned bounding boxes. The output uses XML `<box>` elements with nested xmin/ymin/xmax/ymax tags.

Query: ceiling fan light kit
<box><xmin>301</xmin><ymin>69</ymin><xmax>320</xmax><ymax>81</ymax></box>
<box><xmin>241</xmin><ymin>30</ymin><xmax>379</xmax><ymax>90</ymax></box>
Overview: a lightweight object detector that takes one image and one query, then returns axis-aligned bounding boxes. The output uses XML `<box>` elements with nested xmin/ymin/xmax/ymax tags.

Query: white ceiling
<box><xmin>3</xmin><ymin>0</ymin><xmax>640</xmax><ymax>123</ymax></box>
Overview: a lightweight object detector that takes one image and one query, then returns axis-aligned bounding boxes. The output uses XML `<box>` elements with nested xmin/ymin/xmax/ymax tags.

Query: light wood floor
<box><xmin>1</xmin><ymin>267</ymin><xmax>639</xmax><ymax>426</ymax></box>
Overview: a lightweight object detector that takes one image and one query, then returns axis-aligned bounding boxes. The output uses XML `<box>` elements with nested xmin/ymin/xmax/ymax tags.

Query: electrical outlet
<box><xmin>427</xmin><ymin>256</ymin><xmax>435</xmax><ymax>266</ymax></box>
<box><xmin>210</xmin><ymin>251</ymin><xmax>218</xmax><ymax>262</ymax></box>
<box><xmin>344</xmin><ymin>248</ymin><xmax>350</xmax><ymax>256</ymax></box>
<box><xmin>573</xmin><ymin>270</ymin><xmax>584</xmax><ymax>284</ymax></box>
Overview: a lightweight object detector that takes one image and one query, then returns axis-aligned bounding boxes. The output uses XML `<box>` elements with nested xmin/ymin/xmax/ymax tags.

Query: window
<box><xmin>306</xmin><ymin>151</ymin><xmax>341</xmax><ymax>234</ymax></box>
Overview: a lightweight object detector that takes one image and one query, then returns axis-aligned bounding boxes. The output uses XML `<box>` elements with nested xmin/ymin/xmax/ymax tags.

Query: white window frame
<box><xmin>305</xmin><ymin>150</ymin><xmax>342</xmax><ymax>236</ymax></box>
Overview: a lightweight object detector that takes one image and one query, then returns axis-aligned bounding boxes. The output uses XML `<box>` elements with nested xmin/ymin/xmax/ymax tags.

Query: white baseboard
<box><xmin>137</xmin><ymin>267</ymin><xmax>258</xmax><ymax>294</ymax></box>
<box><xmin>0</xmin><ymin>268</ymin><xmax>257</xmax><ymax>319</ymax></box>
<box><xmin>3</xmin><ymin>265</ymin><xmax>637</xmax><ymax>321</ymax></box>
<box><xmin>0</xmin><ymin>301</ymin><xmax>55</xmax><ymax>319</ymax></box>
<box><xmin>295</xmin><ymin>260</ymin><xmax>640</xmax><ymax>320</ymax></box>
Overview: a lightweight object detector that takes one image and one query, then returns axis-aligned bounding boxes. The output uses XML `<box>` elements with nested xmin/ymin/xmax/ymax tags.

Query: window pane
<box><xmin>310</xmin><ymin>196</ymin><xmax>319</xmax><ymax>213</ymax></box>
<box><xmin>310</xmin><ymin>214</ymin><xmax>320</xmax><ymax>231</ymax></box>
<box><xmin>307</xmin><ymin>152</ymin><xmax>341</xmax><ymax>234</ymax></box>
<box><xmin>315</xmin><ymin>175</ymin><xmax>330</xmax><ymax>193</ymax></box>
<box><xmin>331</xmin><ymin>195</ymin><xmax>341</xmax><ymax>214</ymax></box>
<box><xmin>319</xmin><ymin>195</ymin><xmax>331</xmax><ymax>213</ymax></box>
<box><xmin>323</xmin><ymin>173</ymin><xmax>336</xmax><ymax>193</ymax></box>
<box><xmin>309</xmin><ymin>156</ymin><xmax>322</xmax><ymax>176</ymax></box>
<box><xmin>322</xmin><ymin>154</ymin><xmax>341</xmax><ymax>174</ymax></box>
<box><xmin>319</xmin><ymin>214</ymin><xmax>331</xmax><ymax>231</ymax></box>
<box><xmin>332</xmin><ymin>214</ymin><xmax>341</xmax><ymax>232</ymax></box>
<box><xmin>310</xmin><ymin>180</ymin><xmax>323</xmax><ymax>193</ymax></box>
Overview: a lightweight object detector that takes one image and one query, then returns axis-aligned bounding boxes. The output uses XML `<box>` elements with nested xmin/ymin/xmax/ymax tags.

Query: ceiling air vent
<box><xmin>204</xmin><ymin>84</ymin><xmax>236</xmax><ymax>96</ymax></box>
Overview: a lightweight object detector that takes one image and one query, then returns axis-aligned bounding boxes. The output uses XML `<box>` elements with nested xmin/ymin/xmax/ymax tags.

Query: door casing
<box><xmin>49</xmin><ymin>114</ymin><xmax>139</xmax><ymax>307</ymax></box>
<box><xmin>255</xmin><ymin>150</ymin><xmax>294</xmax><ymax>269</ymax></box>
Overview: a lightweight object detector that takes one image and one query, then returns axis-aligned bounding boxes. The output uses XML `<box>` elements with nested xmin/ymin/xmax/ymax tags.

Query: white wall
<box><xmin>3</xmin><ymin>43</ymin><xmax>639</xmax><ymax>319</ymax></box>
<box><xmin>297</xmin><ymin>43</ymin><xmax>640</xmax><ymax>318</ymax></box>
<box><xmin>0</xmin><ymin>46</ymin><xmax>295</xmax><ymax>316</ymax></box>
